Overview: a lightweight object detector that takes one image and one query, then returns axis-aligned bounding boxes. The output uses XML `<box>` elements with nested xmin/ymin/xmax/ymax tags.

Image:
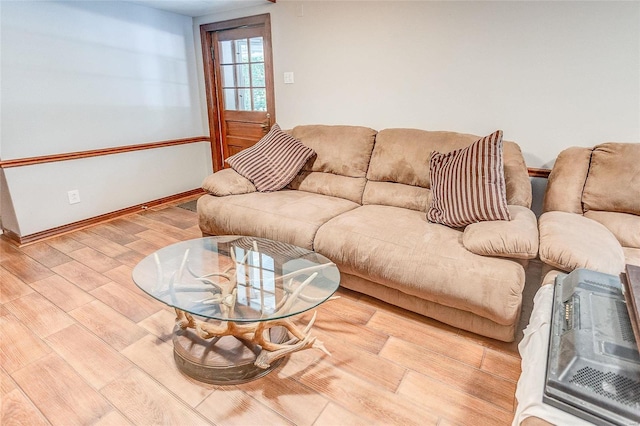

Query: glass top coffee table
<box><xmin>132</xmin><ymin>235</ymin><xmax>340</xmax><ymax>384</ymax></box>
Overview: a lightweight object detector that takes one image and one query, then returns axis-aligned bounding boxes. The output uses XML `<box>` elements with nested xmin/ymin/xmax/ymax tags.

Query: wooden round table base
<box><xmin>172</xmin><ymin>324</ymin><xmax>289</xmax><ymax>385</ymax></box>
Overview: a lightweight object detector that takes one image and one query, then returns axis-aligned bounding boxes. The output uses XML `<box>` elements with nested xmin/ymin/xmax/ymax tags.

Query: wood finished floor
<box><xmin>0</xmin><ymin>199</ymin><xmax>541</xmax><ymax>426</ymax></box>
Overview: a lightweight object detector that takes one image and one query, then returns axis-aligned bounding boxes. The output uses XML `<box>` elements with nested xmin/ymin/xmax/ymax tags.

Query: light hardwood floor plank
<box><xmin>86</xmin><ymin>223</ymin><xmax>140</xmax><ymax>246</ymax></box>
<box><xmin>0</xmin><ymin>238</ymin><xmax>24</xmax><ymax>262</ymax></box>
<box><xmin>113</xmin><ymin>249</ymin><xmax>146</xmax><ymax>268</ymax></box>
<box><xmin>316</xmin><ymin>293</ymin><xmax>376</xmax><ymax>325</ymax></box>
<box><xmin>128</xmin><ymin>214</ymin><xmax>200</xmax><ymax>241</ymax></box>
<box><xmin>20</xmin><ymin>242</ymin><xmax>72</xmax><ymax>268</ymax></box>
<box><xmin>139</xmin><ymin>208</ymin><xmax>195</xmax><ymax>230</ymax></box>
<box><xmin>481</xmin><ymin>348</ymin><xmax>522</xmax><ymax>382</ymax></box>
<box><xmin>45</xmin><ymin>324</ymin><xmax>132</xmax><ymax>390</ymax></box>
<box><xmin>134</xmin><ymin>229</ymin><xmax>182</xmax><ymax>248</ymax></box>
<box><xmin>100</xmin><ymin>368</ymin><xmax>212</xmax><ymax>425</ymax></box>
<box><xmin>44</xmin><ymin>234</ymin><xmax>86</xmax><ymax>254</ymax></box>
<box><xmin>368</xmin><ymin>310</ymin><xmax>485</xmax><ymax>367</ymax></box>
<box><xmin>197</xmin><ymin>387</ymin><xmax>293</xmax><ymax>426</ymax></box>
<box><xmin>1</xmin><ymin>388</ymin><xmax>51</xmax><ymax>426</ymax></box>
<box><xmin>125</xmin><ymin>238</ymin><xmax>167</xmax><ymax>256</ymax></box>
<box><xmin>1</xmin><ymin>368</ymin><xmax>17</xmax><ymax>396</ymax></box>
<box><xmin>78</xmin><ymin>233</ymin><xmax>136</xmax><ymax>258</ymax></box>
<box><xmin>51</xmin><ymin>260</ymin><xmax>112</xmax><ymax>292</ymax></box>
<box><xmin>92</xmin><ymin>409</ymin><xmax>134</xmax><ymax>426</ymax></box>
<box><xmin>3</xmin><ymin>292</ymin><xmax>75</xmax><ymax>338</ymax></box>
<box><xmin>278</xmin><ymin>353</ymin><xmax>440</xmax><ymax>426</ymax></box>
<box><xmin>236</xmin><ymin>370</ymin><xmax>329</xmax><ymax>426</ymax></box>
<box><xmin>137</xmin><ymin>309</ymin><xmax>178</xmax><ymax>342</ymax></box>
<box><xmin>29</xmin><ymin>275</ymin><xmax>94</xmax><ymax>312</ymax></box>
<box><xmin>105</xmin><ymin>217</ymin><xmax>148</xmax><ymax>236</ymax></box>
<box><xmin>398</xmin><ymin>370</ymin><xmax>513</xmax><ymax>425</ymax></box>
<box><xmin>299</xmin><ymin>309</ymin><xmax>389</xmax><ymax>355</ymax></box>
<box><xmin>0</xmin><ymin>253</ymin><xmax>53</xmax><ymax>284</ymax></box>
<box><xmin>0</xmin><ymin>314</ymin><xmax>52</xmax><ymax>373</ymax></box>
<box><xmin>90</xmin><ymin>282</ymin><xmax>162</xmax><ymax>323</ymax></box>
<box><xmin>308</xmin><ymin>326</ymin><xmax>406</xmax><ymax>392</ymax></box>
<box><xmin>11</xmin><ymin>352</ymin><xmax>113</xmax><ymax>425</ymax></box>
<box><xmin>102</xmin><ymin>264</ymin><xmax>149</xmax><ymax>295</ymax></box>
<box><xmin>380</xmin><ymin>336</ymin><xmax>516</xmax><ymax>411</ymax></box>
<box><xmin>314</xmin><ymin>402</ymin><xmax>379</xmax><ymax>426</ymax></box>
<box><xmin>0</xmin><ymin>266</ymin><xmax>34</xmax><ymax>304</ymax></box>
<box><xmin>121</xmin><ymin>334</ymin><xmax>215</xmax><ymax>408</ymax></box>
<box><xmin>69</xmin><ymin>300</ymin><xmax>149</xmax><ymax>351</ymax></box>
<box><xmin>67</xmin><ymin>246</ymin><xmax>122</xmax><ymax>273</ymax></box>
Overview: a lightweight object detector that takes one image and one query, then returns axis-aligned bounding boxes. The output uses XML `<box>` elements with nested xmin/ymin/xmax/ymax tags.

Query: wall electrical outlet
<box><xmin>67</xmin><ymin>189</ymin><xmax>81</xmax><ymax>204</ymax></box>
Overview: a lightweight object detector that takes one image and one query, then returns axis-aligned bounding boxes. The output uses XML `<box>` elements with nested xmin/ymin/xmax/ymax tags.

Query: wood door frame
<box><xmin>200</xmin><ymin>13</ymin><xmax>275</xmax><ymax>172</ymax></box>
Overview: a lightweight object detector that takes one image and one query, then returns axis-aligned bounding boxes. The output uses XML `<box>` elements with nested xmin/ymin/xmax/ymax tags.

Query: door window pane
<box><xmin>237</xmin><ymin>88</ymin><xmax>251</xmax><ymax>111</ymax></box>
<box><xmin>221</xmin><ymin>65</ymin><xmax>235</xmax><ymax>87</ymax></box>
<box><xmin>223</xmin><ymin>88</ymin><xmax>237</xmax><ymax>110</ymax></box>
<box><xmin>234</xmin><ymin>39</ymin><xmax>249</xmax><ymax>63</ymax></box>
<box><xmin>236</xmin><ymin>64</ymin><xmax>250</xmax><ymax>87</ymax></box>
<box><xmin>252</xmin><ymin>89</ymin><xmax>266</xmax><ymax>111</ymax></box>
<box><xmin>250</xmin><ymin>37</ymin><xmax>264</xmax><ymax>62</ymax></box>
<box><xmin>219</xmin><ymin>40</ymin><xmax>233</xmax><ymax>64</ymax></box>
<box><xmin>251</xmin><ymin>63</ymin><xmax>265</xmax><ymax>87</ymax></box>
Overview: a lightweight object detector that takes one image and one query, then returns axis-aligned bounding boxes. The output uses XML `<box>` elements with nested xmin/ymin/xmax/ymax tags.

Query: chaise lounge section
<box><xmin>197</xmin><ymin>125</ymin><xmax>539</xmax><ymax>342</ymax></box>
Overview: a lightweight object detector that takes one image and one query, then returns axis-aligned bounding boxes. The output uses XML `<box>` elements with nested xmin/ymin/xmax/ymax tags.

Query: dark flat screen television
<box><xmin>544</xmin><ymin>268</ymin><xmax>640</xmax><ymax>426</ymax></box>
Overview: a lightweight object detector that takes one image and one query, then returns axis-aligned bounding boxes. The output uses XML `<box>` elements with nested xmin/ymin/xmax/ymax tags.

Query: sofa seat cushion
<box><xmin>197</xmin><ymin>190</ymin><xmax>359</xmax><ymax>250</ymax></box>
<box><xmin>538</xmin><ymin>211</ymin><xmax>625</xmax><ymax>275</ymax></box>
<box><xmin>314</xmin><ymin>205</ymin><xmax>525</xmax><ymax>326</ymax></box>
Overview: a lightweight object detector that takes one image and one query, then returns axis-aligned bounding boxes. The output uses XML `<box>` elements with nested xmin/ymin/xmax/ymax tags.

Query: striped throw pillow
<box><xmin>226</xmin><ymin>124</ymin><xmax>315</xmax><ymax>192</ymax></box>
<box><xmin>427</xmin><ymin>130</ymin><xmax>511</xmax><ymax>228</ymax></box>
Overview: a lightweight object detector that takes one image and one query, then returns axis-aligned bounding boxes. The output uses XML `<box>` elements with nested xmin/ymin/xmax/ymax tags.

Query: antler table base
<box><xmin>171</xmin><ymin>308</ymin><xmax>330</xmax><ymax>385</ymax></box>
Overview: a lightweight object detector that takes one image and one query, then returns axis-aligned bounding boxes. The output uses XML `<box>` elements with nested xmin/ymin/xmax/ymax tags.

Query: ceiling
<box><xmin>126</xmin><ymin>0</ymin><xmax>272</xmax><ymax>17</ymax></box>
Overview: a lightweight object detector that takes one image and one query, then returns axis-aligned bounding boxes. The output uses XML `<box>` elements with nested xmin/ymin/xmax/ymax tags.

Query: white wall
<box><xmin>195</xmin><ymin>0</ymin><xmax>640</xmax><ymax>168</ymax></box>
<box><xmin>1</xmin><ymin>1</ymin><xmax>211</xmax><ymax>237</ymax></box>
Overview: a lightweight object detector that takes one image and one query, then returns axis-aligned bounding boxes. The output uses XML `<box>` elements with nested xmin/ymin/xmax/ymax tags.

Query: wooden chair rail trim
<box><xmin>528</xmin><ymin>168</ymin><xmax>551</xmax><ymax>178</ymax></box>
<box><xmin>0</xmin><ymin>136</ymin><xmax>211</xmax><ymax>168</ymax></box>
<box><xmin>1</xmin><ymin>188</ymin><xmax>205</xmax><ymax>247</ymax></box>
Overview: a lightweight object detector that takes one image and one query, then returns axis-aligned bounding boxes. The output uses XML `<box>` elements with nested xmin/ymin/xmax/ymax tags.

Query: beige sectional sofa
<box><xmin>538</xmin><ymin>142</ymin><xmax>640</xmax><ymax>285</ymax></box>
<box><xmin>197</xmin><ymin>125</ymin><xmax>538</xmax><ymax>342</ymax></box>
<box><xmin>515</xmin><ymin>142</ymin><xmax>640</xmax><ymax>425</ymax></box>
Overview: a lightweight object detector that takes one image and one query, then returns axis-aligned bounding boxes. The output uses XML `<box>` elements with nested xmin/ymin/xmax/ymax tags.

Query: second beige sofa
<box><xmin>198</xmin><ymin>125</ymin><xmax>539</xmax><ymax>342</ymax></box>
<box><xmin>538</xmin><ymin>142</ymin><xmax>640</xmax><ymax>285</ymax></box>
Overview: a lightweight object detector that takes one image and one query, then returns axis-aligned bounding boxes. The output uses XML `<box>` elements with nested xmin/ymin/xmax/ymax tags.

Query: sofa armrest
<box><xmin>201</xmin><ymin>168</ymin><xmax>256</xmax><ymax>196</ymax></box>
<box><xmin>538</xmin><ymin>211</ymin><xmax>625</xmax><ymax>275</ymax></box>
<box><xmin>463</xmin><ymin>206</ymin><xmax>538</xmax><ymax>259</ymax></box>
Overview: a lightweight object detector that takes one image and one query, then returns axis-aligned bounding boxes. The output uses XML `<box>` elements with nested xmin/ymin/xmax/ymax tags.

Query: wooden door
<box><xmin>201</xmin><ymin>14</ymin><xmax>276</xmax><ymax>171</ymax></box>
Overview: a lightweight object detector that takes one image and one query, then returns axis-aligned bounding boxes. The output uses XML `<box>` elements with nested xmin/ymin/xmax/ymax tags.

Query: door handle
<box><xmin>261</xmin><ymin>113</ymin><xmax>271</xmax><ymax>134</ymax></box>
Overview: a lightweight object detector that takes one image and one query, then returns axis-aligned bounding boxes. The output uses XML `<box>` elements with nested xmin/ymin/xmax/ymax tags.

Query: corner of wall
<box><xmin>0</xmin><ymin>169</ymin><xmax>21</xmax><ymax>236</ymax></box>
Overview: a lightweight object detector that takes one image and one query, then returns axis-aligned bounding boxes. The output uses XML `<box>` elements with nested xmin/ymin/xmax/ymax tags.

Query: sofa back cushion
<box><xmin>582</xmin><ymin>142</ymin><xmax>640</xmax><ymax>216</ymax></box>
<box><xmin>543</xmin><ymin>146</ymin><xmax>593</xmax><ymax>214</ymax></box>
<box><xmin>584</xmin><ymin>211</ymin><xmax>640</xmax><ymax>249</ymax></box>
<box><xmin>363</xmin><ymin>128</ymin><xmax>532</xmax><ymax>212</ymax></box>
<box><xmin>288</xmin><ymin>125</ymin><xmax>377</xmax><ymax>203</ymax></box>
